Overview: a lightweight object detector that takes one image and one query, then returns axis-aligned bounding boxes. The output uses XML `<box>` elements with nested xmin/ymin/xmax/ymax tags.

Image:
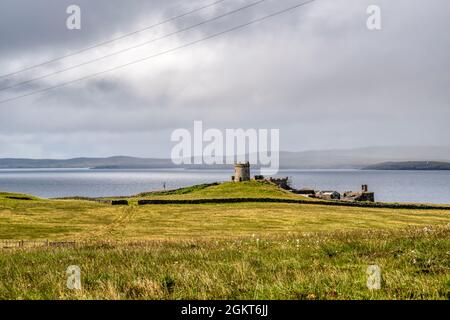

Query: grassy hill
<box><xmin>1</xmin><ymin>182</ymin><xmax>449</xmax><ymax>241</ymax></box>
<box><xmin>1</xmin><ymin>182</ymin><xmax>450</xmax><ymax>299</ymax></box>
<box><xmin>129</xmin><ymin>181</ymin><xmax>308</xmax><ymax>201</ymax></box>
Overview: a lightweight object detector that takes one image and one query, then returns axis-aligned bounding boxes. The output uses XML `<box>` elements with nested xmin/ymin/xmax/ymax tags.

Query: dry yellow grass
<box><xmin>1</xmin><ymin>183</ymin><xmax>449</xmax><ymax>300</ymax></box>
<box><xmin>1</xmin><ymin>192</ymin><xmax>450</xmax><ymax>241</ymax></box>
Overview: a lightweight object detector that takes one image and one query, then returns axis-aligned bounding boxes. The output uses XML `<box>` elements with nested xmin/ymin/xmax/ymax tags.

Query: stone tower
<box><xmin>232</xmin><ymin>162</ymin><xmax>250</xmax><ymax>182</ymax></box>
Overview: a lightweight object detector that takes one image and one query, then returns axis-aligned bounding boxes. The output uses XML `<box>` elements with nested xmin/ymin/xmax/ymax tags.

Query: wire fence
<box><xmin>0</xmin><ymin>240</ymin><xmax>76</xmax><ymax>249</ymax></box>
<box><xmin>0</xmin><ymin>239</ymin><xmax>208</xmax><ymax>249</ymax></box>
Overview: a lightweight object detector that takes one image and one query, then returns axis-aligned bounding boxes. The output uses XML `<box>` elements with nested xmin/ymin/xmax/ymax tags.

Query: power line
<box><xmin>0</xmin><ymin>0</ymin><xmax>228</xmax><ymax>79</ymax></box>
<box><xmin>0</xmin><ymin>0</ymin><xmax>316</xmax><ymax>105</ymax></box>
<box><xmin>0</xmin><ymin>0</ymin><xmax>267</xmax><ymax>92</ymax></box>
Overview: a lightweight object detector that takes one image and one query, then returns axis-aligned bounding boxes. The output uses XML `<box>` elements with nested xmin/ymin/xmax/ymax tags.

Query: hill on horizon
<box><xmin>1</xmin><ymin>146</ymin><xmax>450</xmax><ymax>169</ymax></box>
<box><xmin>363</xmin><ymin>161</ymin><xmax>450</xmax><ymax>170</ymax></box>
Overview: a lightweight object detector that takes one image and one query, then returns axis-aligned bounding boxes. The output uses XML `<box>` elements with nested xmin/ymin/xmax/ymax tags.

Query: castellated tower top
<box><xmin>232</xmin><ymin>162</ymin><xmax>250</xmax><ymax>182</ymax></box>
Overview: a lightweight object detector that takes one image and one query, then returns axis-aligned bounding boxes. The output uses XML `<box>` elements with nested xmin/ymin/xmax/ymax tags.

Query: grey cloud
<box><xmin>0</xmin><ymin>0</ymin><xmax>449</xmax><ymax>158</ymax></box>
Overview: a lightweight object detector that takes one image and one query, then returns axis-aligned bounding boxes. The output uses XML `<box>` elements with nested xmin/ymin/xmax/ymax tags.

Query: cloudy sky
<box><xmin>0</xmin><ymin>0</ymin><xmax>449</xmax><ymax>159</ymax></box>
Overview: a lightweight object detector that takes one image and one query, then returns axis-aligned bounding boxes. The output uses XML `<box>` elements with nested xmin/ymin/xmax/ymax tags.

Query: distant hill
<box><xmin>1</xmin><ymin>146</ymin><xmax>450</xmax><ymax>169</ymax></box>
<box><xmin>279</xmin><ymin>146</ymin><xmax>450</xmax><ymax>169</ymax></box>
<box><xmin>363</xmin><ymin>161</ymin><xmax>450</xmax><ymax>170</ymax></box>
<box><xmin>0</xmin><ymin>156</ymin><xmax>175</xmax><ymax>169</ymax></box>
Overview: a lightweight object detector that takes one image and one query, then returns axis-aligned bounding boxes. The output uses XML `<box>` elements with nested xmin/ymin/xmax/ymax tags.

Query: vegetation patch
<box><xmin>0</xmin><ymin>227</ymin><xmax>448</xmax><ymax>300</ymax></box>
<box><xmin>6</xmin><ymin>196</ymin><xmax>33</xmax><ymax>201</ymax></box>
<box><xmin>136</xmin><ymin>183</ymin><xmax>219</xmax><ymax>197</ymax></box>
<box><xmin>1</xmin><ymin>183</ymin><xmax>449</xmax><ymax>300</ymax></box>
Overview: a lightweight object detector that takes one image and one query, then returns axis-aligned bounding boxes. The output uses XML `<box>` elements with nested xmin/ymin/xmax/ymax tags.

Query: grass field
<box><xmin>1</xmin><ymin>181</ymin><xmax>449</xmax><ymax>299</ymax></box>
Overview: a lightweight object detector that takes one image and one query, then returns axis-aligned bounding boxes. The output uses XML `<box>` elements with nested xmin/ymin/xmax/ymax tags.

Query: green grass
<box><xmin>1</xmin><ymin>183</ymin><xmax>450</xmax><ymax>299</ymax></box>
<box><xmin>136</xmin><ymin>183</ymin><xmax>219</xmax><ymax>197</ymax></box>
<box><xmin>124</xmin><ymin>181</ymin><xmax>311</xmax><ymax>202</ymax></box>
<box><xmin>1</xmin><ymin>195</ymin><xmax>450</xmax><ymax>241</ymax></box>
<box><xmin>0</xmin><ymin>227</ymin><xmax>448</xmax><ymax>300</ymax></box>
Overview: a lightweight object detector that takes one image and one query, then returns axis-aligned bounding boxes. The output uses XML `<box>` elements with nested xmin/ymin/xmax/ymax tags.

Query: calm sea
<box><xmin>0</xmin><ymin>168</ymin><xmax>449</xmax><ymax>204</ymax></box>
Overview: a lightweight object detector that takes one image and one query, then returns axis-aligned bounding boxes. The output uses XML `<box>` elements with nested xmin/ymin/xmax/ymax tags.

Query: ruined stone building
<box><xmin>342</xmin><ymin>185</ymin><xmax>375</xmax><ymax>202</ymax></box>
<box><xmin>231</xmin><ymin>162</ymin><xmax>251</xmax><ymax>182</ymax></box>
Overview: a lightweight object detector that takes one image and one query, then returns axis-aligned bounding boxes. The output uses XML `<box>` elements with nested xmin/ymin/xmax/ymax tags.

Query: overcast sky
<box><xmin>0</xmin><ymin>0</ymin><xmax>449</xmax><ymax>159</ymax></box>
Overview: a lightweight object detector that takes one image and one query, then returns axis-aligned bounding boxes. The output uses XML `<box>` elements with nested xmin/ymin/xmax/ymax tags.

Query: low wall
<box><xmin>137</xmin><ymin>198</ymin><xmax>450</xmax><ymax>210</ymax></box>
<box><xmin>54</xmin><ymin>197</ymin><xmax>128</xmax><ymax>206</ymax></box>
